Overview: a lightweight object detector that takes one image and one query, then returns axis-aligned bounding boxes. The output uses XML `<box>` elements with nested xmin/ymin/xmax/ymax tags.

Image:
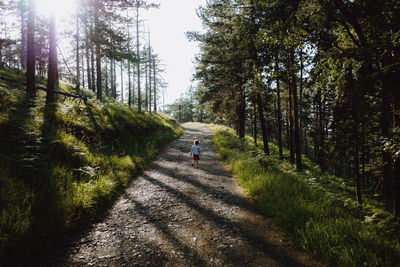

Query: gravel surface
<box><xmin>55</xmin><ymin>124</ymin><xmax>323</xmax><ymax>266</ymax></box>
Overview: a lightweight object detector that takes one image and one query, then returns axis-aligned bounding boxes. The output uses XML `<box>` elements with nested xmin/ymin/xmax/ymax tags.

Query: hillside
<box><xmin>0</xmin><ymin>70</ymin><xmax>183</xmax><ymax>264</ymax></box>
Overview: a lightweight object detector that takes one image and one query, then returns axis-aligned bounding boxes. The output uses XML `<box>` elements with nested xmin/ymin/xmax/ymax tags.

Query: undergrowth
<box><xmin>209</xmin><ymin>124</ymin><xmax>400</xmax><ymax>267</ymax></box>
<box><xmin>0</xmin><ymin>70</ymin><xmax>183</xmax><ymax>264</ymax></box>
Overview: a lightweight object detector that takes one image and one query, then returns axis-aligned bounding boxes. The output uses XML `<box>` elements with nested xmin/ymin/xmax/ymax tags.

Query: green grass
<box><xmin>0</xmin><ymin>70</ymin><xmax>183</xmax><ymax>263</ymax></box>
<box><xmin>209</xmin><ymin>124</ymin><xmax>400</xmax><ymax>267</ymax></box>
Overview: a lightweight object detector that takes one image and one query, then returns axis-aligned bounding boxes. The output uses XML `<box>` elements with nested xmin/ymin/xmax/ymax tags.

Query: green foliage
<box><xmin>210</xmin><ymin>124</ymin><xmax>400</xmax><ymax>267</ymax></box>
<box><xmin>194</xmin><ymin>0</ymin><xmax>400</xmax><ymax>217</ymax></box>
<box><xmin>165</xmin><ymin>84</ymin><xmax>216</xmax><ymax>124</ymax></box>
<box><xmin>0</xmin><ymin>71</ymin><xmax>183</xmax><ymax>262</ymax></box>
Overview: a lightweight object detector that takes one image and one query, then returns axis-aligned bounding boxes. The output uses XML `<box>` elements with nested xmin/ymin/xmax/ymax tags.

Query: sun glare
<box><xmin>34</xmin><ymin>0</ymin><xmax>77</xmax><ymax>17</ymax></box>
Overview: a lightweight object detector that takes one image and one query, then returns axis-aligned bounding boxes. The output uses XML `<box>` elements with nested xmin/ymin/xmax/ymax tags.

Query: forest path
<box><xmin>58</xmin><ymin>124</ymin><xmax>321</xmax><ymax>266</ymax></box>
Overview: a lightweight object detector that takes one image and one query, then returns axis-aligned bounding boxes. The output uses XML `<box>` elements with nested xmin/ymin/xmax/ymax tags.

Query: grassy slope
<box><xmin>0</xmin><ymin>70</ymin><xmax>183</xmax><ymax>263</ymax></box>
<box><xmin>209</xmin><ymin>124</ymin><xmax>400</xmax><ymax>267</ymax></box>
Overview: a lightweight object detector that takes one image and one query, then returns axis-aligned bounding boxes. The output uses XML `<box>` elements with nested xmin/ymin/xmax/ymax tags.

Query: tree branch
<box><xmin>0</xmin><ymin>74</ymin><xmax>91</xmax><ymax>106</ymax></box>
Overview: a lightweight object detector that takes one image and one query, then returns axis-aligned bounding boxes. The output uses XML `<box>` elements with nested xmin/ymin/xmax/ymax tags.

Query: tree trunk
<box><xmin>257</xmin><ymin>92</ymin><xmax>269</xmax><ymax>154</ymax></box>
<box><xmin>394</xmin><ymin>155</ymin><xmax>400</xmax><ymax>219</ymax></box>
<box><xmin>120</xmin><ymin>61</ymin><xmax>124</xmax><ymax>102</ymax></box>
<box><xmin>110</xmin><ymin>60</ymin><xmax>114</xmax><ymax>97</ymax></box>
<box><xmin>75</xmin><ymin>13</ymin><xmax>80</xmax><ymax>92</ymax></box>
<box><xmin>19</xmin><ymin>0</ymin><xmax>27</xmax><ymax>70</ymax></box>
<box><xmin>348</xmin><ymin>66</ymin><xmax>362</xmax><ymax>205</ymax></box>
<box><xmin>95</xmin><ymin>43</ymin><xmax>101</xmax><ymax>99</ymax></box>
<box><xmin>313</xmin><ymin>99</ymin><xmax>319</xmax><ymax>160</ymax></box>
<box><xmin>128</xmin><ymin>61</ymin><xmax>132</xmax><ymax>107</ymax></box>
<box><xmin>112</xmin><ymin>59</ymin><xmax>117</xmax><ymax>99</ymax></box>
<box><xmin>381</xmin><ymin>71</ymin><xmax>393</xmax><ymax>203</ymax></box>
<box><xmin>287</xmin><ymin>68</ymin><xmax>295</xmax><ymax>164</ymax></box>
<box><xmin>81</xmin><ymin>45</ymin><xmax>85</xmax><ymax>88</ymax></box>
<box><xmin>237</xmin><ymin>84</ymin><xmax>246</xmax><ymax>139</ymax></box>
<box><xmin>85</xmin><ymin>38</ymin><xmax>92</xmax><ymax>91</ymax></box>
<box><xmin>276</xmin><ymin>59</ymin><xmax>283</xmax><ymax>159</ymax></box>
<box><xmin>291</xmin><ymin>48</ymin><xmax>302</xmax><ymax>170</ymax></box>
<box><xmin>26</xmin><ymin>0</ymin><xmax>35</xmax><ymax>95</ymax></box>
<box><xmin>148</xmin><ymin>46</ymin><xmax>152</xmax><ymax>112</ymax></box>
<box><xmin>286</xmin><ymin>108</ymin><xmax>290</xmax><ymax>154</ymax></box>
<box><xmin>299</xmin><ymin>49</ymin><xmax>304</xmax><ymax>153</ymax></box>
<box><xmin>361</xmin><ymin>118</ymin><xmax>366</xmax><ymax>186</ymax></box>
<box><xmin>105</xmin><ymin>61</ymin><xmax>108</xmax><ymax>96</ymax></box>
<box><xmin>136</xmin><ymin>6</ymin><xmax>141</xmax><ymax>112</ymax></box>
<box><xmin>113</xmin><ymin>59</ymin><xmax>117</xmax><ymax>97</ymax></box>
<box><xmin>132</xmin><ymin>64</ymin><xmax>135</xmax><ymax>106</ymax></box>
<box><xmin>90</xmin><ymin>47</ymin><xmax>95</xmax><ymax>92</ymax></box>
<box><xmin>317</xmin><ymin>88</ymin><xmax>325</xmax><ymax>171</ymax></box>
<box><xmin>253</xmin><ymin>99</ymin><xmax>257</xmax><ymax>146</ymax></box>
<box><xmin>145</xmin><ymin>62</ymin><xmax>148</xmax><ymax>109</ymax></box>
<box><xmin>46</xmin><ymin>15</ymin><xmax>57</xmax><ymax>104</ymax></box>
<box><xmin>153</xmin><ymin>57</ymin><xmax>157</xmax><ymax>112</ymax></box>
<box><xmin>392</xmin><ymin>78</ymin><xmax>400</xmax><ymax>218</ymax></box>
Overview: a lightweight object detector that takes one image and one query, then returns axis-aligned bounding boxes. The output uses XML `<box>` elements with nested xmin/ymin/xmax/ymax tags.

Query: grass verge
<box><xmin>209</xmin><ymin>124</ymin><xmax>400</xmax><ymax>267</ymax></box>
<box><xmin>0</xmin><ymin>70</ymin><xmax>183</xmax><ymax>264</ymax></box>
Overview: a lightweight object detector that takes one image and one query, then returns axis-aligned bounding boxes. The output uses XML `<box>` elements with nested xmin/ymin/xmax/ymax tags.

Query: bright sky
<box><xmin>34</xmin><ymin>0</ymin><xmax>76</xmax><ymax>18</ymax></box>
<box><xmin>143</xmin><ymin>0</ymin><xmax>206</xmax><ymax>106</ymax></box>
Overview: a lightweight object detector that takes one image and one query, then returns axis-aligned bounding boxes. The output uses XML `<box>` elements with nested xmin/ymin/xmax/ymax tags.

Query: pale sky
<box><xmin>143</xmin><ymin>0</ymin><xmax>206</xmax><ymax>106</ymax></box>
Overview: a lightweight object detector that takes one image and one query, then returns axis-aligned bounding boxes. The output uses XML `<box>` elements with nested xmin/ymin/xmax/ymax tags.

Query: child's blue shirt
<box><xmin>192</xmin><ymin>145</ymin><xmax>200</xmax><ymax>155</ymax></box>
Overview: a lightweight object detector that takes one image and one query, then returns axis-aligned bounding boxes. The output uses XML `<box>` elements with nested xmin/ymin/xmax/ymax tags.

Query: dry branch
<box><xmin>0</xmin><ymin>73</ymin><xmax>90</xmax><ymax>105</ymax></box>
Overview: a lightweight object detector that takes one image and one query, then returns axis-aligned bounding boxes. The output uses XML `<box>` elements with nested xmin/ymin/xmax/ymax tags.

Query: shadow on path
<box><xmin>56</xmin><ymin>124</ymin><xmax>321</xmax><ymax>266</ymax></box>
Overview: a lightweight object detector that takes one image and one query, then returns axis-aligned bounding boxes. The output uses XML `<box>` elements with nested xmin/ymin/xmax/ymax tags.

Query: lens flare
<box><xmin>34</xmin><ymin>0</ymin><xmax>77</xmax><ymax>18</ymax></box>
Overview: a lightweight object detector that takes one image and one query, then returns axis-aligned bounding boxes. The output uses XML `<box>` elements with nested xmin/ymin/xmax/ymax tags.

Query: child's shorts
<box><xmin>193</xmin><ymin>154</ymin><xmax>200</xmax><ymax>160</ymax></box>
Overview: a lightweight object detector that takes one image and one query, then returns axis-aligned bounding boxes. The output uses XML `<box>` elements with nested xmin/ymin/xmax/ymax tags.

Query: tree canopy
<box><xmin>189</xmin><ymin>0</ymin><xmax>400</xmax><ymax>217</ymax></box>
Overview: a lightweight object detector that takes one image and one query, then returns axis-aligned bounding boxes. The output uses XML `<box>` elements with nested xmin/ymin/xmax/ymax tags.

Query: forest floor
<box><xmin>51</xmin><ymin>124</ymin><xmax>323</xmax><ymax>266</ymax></box>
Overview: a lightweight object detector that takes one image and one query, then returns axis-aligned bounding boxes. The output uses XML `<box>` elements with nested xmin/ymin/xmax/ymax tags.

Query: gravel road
<box><xmin>56</xmin><ymin>124</ymin><xmax>322</xmax><ymax>266</ymax></box>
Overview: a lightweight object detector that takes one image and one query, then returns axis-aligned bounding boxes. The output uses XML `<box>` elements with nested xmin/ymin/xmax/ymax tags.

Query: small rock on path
<box><xmin>57</xmin><ymin>124</ymin><xmax>322</xmax><ymax>266</ymax></box>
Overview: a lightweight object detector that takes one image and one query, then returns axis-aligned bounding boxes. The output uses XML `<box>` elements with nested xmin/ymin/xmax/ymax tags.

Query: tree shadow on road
<box><xmin>140</xmin><ymin>172</ymin><xmax>304</xmax><ymax>266</ymax></box>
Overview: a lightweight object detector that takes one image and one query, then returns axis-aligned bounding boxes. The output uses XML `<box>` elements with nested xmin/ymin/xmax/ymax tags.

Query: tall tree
<box><xmin>275</xmin><ymin>57</ymin><xmax>283</xmax><ymax>159</ymax></box>
<box><xmin>120</xmin><ymin>61</ymin><xmax>124</xmax><ymax>102</ymax></box>
<box><xmin>148</xmin><ymin>37</ymin><xmax>152</xmax><ymax>112</ymax></box>
<box><xmin>19</xmin><ymin>0</ymin><xmax>27</xmax><ymax>70</ymax></box>
<box><xmin>46</xmin><ymin>15</ymin><xmax>57</xmax><ymax>104</ymax></box>
<box><xmin>135</xmin><ymin>3</ymin><xmax>141</xmax><ymax>111</ymax></box>
<box><xmin>153</xmin><ymin>56</ymin><xmax>156</xmax><ymax>112</ymax></box>
<box><xmin>290</xmin><ymin>48</ymin><xmax>302</xmax><ymax>170</ymax></box>
<box><xmin>93</xmin><ymin>0</ymin><xmax>102</xmax><ymax>99</ymax></box>
<box><xmin>75</xmin><ymin>10</ymin><xmax>80</xmax><ymax>92</ymax></box>
<box><xmin>26</xmin><ymin>0</ymin><xmax>35</xmax><ymax>95</ymax></box>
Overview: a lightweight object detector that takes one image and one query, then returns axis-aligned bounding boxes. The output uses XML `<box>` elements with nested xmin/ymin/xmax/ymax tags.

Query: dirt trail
<box><xmin>56</xmin><ymin>124</ymin><xmax>322</xmax><ymax>266</ymax></box>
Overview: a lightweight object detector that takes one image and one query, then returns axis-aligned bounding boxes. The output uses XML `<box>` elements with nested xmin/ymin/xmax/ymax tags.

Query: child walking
<box><xmin>190</xmin><ymin>140</ymin><xmax>201</xmax><ymax>168</ymax></box>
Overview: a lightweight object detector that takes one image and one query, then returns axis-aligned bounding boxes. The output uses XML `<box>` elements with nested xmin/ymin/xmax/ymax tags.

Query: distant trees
<box><xmin>167</xmin><ymin>97</ymin><xmax>193</xmax><ymax>123</ymax></box>
<box><xmin>192</xmin><ymin>0</ymin><xmax>400</xmax><ymax>217</ymax></box>
<box><xmin>166</xmin><ymin>85</ymin><xmax>216</xmax><ymax>123</ymax></box>
<box><xmin>0</xmin><ymin>0</ymin><xmax>163</xmax><ymax>112</ymax></box>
